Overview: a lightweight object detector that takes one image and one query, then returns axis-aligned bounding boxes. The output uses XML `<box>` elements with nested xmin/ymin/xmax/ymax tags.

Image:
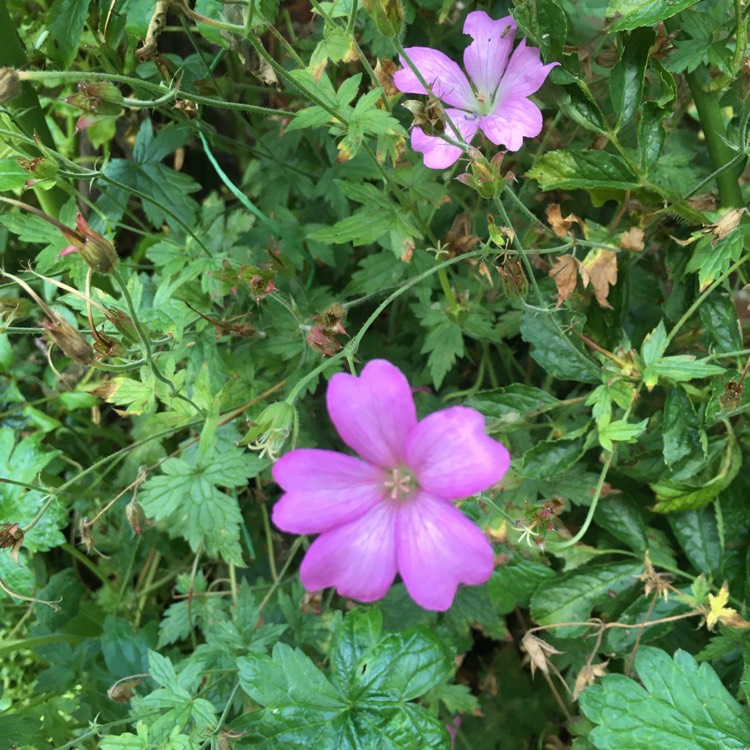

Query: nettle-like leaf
<box><xmin>605</xmin><ymin>0</ymin><xmax>702</xmax><ymax>32</ymax></box>
<box><xmin>530</xmin><ymin>561</ymin><xmax>642</xmax><ymax>638</ymax></box>
<box><xmin>139</xmin><ymin>432</ymin><xmax>266</xmax><ymax>564</ymax></box>
<box><xmin>527</xmin><ymin>150</ymin><xmax>640</xmax><ymax>192</ymax></box>
<box><xmin>236</xmin><ymin>608</ymin><xmax>452</xmax><ymax>749</ymax></box>
<box><xmin>580</xmin><ymin>647</ymin><xmax>750</xmax><ymax>749</ymax></box>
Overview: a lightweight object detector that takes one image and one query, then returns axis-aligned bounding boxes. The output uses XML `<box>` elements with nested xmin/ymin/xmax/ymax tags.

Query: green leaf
<box><xmin>520</xmin><ymin>310</ymin><xmax>600</xmax><ymax>383</ymax></box>
<box><xmin>511</xmin><ymin>0</ymin><xmax>568</xmax><ymax>62</ymax></box>
<box><xmin>139</xmin><ymin>436</ymin><xmax>265</xmax><ymax>564</ymax></box>
<box><xmin>530</xmin><ymin>561</ymin><xmax>642</xmax><ymax>637</ymax></box>
<box><xmin>595</xmin><ymin>495</ymin><xmax>648</xmax><ymax>552</ymax></box>
<box><xmin>663</xmin><ymin>386</ymin><xmax>703</xmax><ymax>468</ymax></box>
<box><xmin>610</xmin><ymin>27</ymin><xmax>654</xmax><ymax>128</ymax></box>
<box><xmin>46</xmin><ymin>0</ymin><xmax>90</xmax><ymax>68</ymax></box>
<box><xmin>487</xmin><ymin>558</ymin><xmax>556</xmax><ymax>614</ymax></box>
<box><xmin>98</xmin><ymin>120</ymin><xmax>199</xmax><ymax>232</ymax></box>
<box><xmin>0</xmin><ymin>429</ymin><xmax>65</xmax><ymax>553</ymax></box>
<box><xmin>309</xmin><ymin>206</ymin><xmax>394</xmax><ymax>245</ymax></box>
<box><xmin>580</xmin><ymin>647</ymin><xmax>750</xmax><ymax>749</ymax></box>
<box><xmin>466</xmin><ymin>385</ymin><xmax>560</xmax><ymax>431</ymax></box>
<box><xmin>519</xmin><ymin>437</ymin><xmax>586</xmax><ymax>478</ymax></box>
<box><xmin>650</xmin><ymin>440</ymin><xmax>741</xmax><ymax>513</ymax></box>
<box><xmin>668</xmin><ymin>507</ymin><xmax>722</xmax><ymax>579</ymax></box>
<box><xmin>420</xmin><ymin>316</ymin><xmax>464</xmax><ymax>390</ymax></box>
<box><xmin>606</xmin><ymin>0</ymin><xmax>702</xmax><ymax>32</ymax></box>
<box><xmin>598</xmin><ymin>417</ymin><xmax>648</xmax><ymax>452</ymax></box>
<box><xmin>686</xmin><ymin>230</ymin><xmax>744</xmax><ymax>292</ymax></box>
<box><xmin>0</xmin><ymin>157</ymin><xmax>31</xmax><ymax>191</ymax></box>
<box><xmin>643</xmin><ymin>356</ymin><xmax>725</xmax><ymax>390</ymax></box>
<box><xmin>527</xmin><ymin>150</ymin><xmax>639</xmax><ymax>191</ymax></box>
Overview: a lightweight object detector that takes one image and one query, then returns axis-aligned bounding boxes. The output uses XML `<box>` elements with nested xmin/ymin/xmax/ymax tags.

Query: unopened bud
<box><xmin>240</xmin><ymin>401</ymin><xmax>296</xmax><ymax>460</ymax></box>
<box><xmin>497</xmin><ymin>256</ymin><xmax>528</xmax><ymax>301</ymax></box>
<box><xmin>17</xmin><ymin>156</ymin><xmax>58</xmax><ymax>182</ymax></box>
<box><xmin>44</xmin><ymin>316</ymin><xmax>95</xmax><ymax>364</ymax></box>
<box><xmin>92</xmin><ymin>327</ymin><xmax>126</xmax><ymax>358</ymax></box>
<box><xmin>59</xmin><ymin>213</ymin><xmax>118</xmax><ymax>273</ymax></box>
<box><xmin>362</xmin><ymin>0</ymin><xmax>403</xmax><ymax>37</ymax></box>
<box><xmin>0</xmin><ymin>68</ymin><xmax>21</xmax><ymax>103</ymax></box>
<box><xmin>66</xmin><ymin>81</ymin><xmax>124</xmax><ymax>116</ymax></box>
<box><xmin>105</xmin><ymin>308</ymin><xmax>140</xmax><ymax>343</ymax></box>
<box><xmin>125</xmin><ymin>501</ymin><xmax>146</xmax><ymax>536</ymax></box>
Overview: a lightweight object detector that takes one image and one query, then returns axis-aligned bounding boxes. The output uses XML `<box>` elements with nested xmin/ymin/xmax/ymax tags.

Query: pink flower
<box><xmin>272</xmin><ymin>360</ymin><xmax>510</xmax><ymax>611</ymax></box>
<box><xmin>393</xmin><ymin>10</ymin><xmax>558</xmax><ymax>169</ymax></box>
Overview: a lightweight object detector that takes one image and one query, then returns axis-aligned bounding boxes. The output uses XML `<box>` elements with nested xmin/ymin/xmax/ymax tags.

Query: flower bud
<box><xmin>361</xmin><ymin>0</ymin><xmax>404</xmax><ymax>37</ymax></box>
<box><xmin>126</xmin><ymin>500</ymin><xmax>146</xmax><ymax>536</ymax></box>
<box><xmin>497</xmin><ymin>256</ymin><xmax>528</xmax><ymax>301</ymax></box>
<box><xmin>0</xmin><ymin>68</ymin><xmax>21</xmax><ymax>104</ymax></box>
<box><xmin>44</xmin><ymin>317</ymin><xmax>95</xmax><ymax>364</ymax></box>
<box><xmin>59</xmin><ymin>213</ymin><xmax>118</xmax><ymax>274</ymax></box>
<box><xmin>105</xmin><ymin>308</ymin><xmax>140</xmax><ymax>343</ymax></box>
<box><xmin>240</xmin><ymin>402</ymin><xmax>297</xmax><ymax>460</ymax></box>
<box><xmin>66</xmin><ymin>81</ymin><xmax>124</xmax><ymax>116</ymax></box>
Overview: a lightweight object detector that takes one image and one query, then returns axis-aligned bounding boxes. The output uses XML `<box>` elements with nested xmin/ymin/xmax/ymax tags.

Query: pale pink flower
<box><xmin>272</xmin><ymin>360</ymin><xmax>510</xmax><ymax>611</ymax></box>
<box><xmin>393</xmin><ymin>10</ymin><xmax>558</xmax><ymax>168</ymax></box>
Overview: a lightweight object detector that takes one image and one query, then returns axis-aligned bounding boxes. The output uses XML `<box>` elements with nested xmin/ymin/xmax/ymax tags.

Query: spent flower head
<box><xmin>272</xmin><ymin>360</ymin><xmax>510</xmax><ymax>611</ymax></box>
<box><xmin>394</xmin><ymin>11</ymin><xmax>558</xmax><ymax>168</ymax></box>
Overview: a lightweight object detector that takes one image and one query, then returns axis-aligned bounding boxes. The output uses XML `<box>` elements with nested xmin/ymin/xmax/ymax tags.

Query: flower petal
<box><xmin>393</xmin><ymin>47</ymin><xmax>476</xmax><ymax>110</ymax></box>
<box><xmin>396</xmin><ymin>493</ymin><xmax>494</xmax><ymax>611</ymax></box>
<box><xmin>410</xmin><ymin>109</ymin><xmax>480</xmax><ymax>169</ymax></box>
<box><xmin>300</xmin><ymin>501</ymin><xmax>399</xmax><ymax>602</ymax></box>
<box><xmin>494</xmin><ymin>38</ymin><xmax>558</xmax><ymax>101</ymax></box>
<box><xmin>479</xmin><ymin>96</ymin><xmax>544</xmax><ymax>151</ymax></box>
<box><xmin>327</xmin><ymin>359</ymin><xmax>417</xmax><ymax>469</ymax></box>
<box><xmin>404</xmin><ymin>406</ymin><xmax>510</xmax><ymax>499</ymax></box>
<box><xmin>463</xmin><ymin>11</ymin><xmax>517</xmax><ymax>102</ymax></box>
<box><xmin>272</xmin><ymin>449</ymin><xmax>386</xmax><ymax>534</ymax></box>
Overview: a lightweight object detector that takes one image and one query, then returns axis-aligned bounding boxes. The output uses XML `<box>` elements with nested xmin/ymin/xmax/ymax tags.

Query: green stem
<box><xmin>685</xmin><ymin>69</ymin><xmax>743</xmax><ymax>207</ymax></box>
<box><xmin>18</xmin><ymin>70</ymin><xmax>291</xmax><ymax>117</ymax></box>
<box><xmin>286</xmin><ymin>250</ymin><xmax>485</xmax><ymax>404</ymax></box>
<box><xmin>0</xmin><ymin>0</ymin><xmax>67</xmax><ymax>216</ymax></box>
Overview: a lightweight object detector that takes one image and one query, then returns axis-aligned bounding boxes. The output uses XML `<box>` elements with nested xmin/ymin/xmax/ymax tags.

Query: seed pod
<box><xmin>44</xmin><ymin>317</ymin><xmax>95</xmax><ymax>364</ymax></box>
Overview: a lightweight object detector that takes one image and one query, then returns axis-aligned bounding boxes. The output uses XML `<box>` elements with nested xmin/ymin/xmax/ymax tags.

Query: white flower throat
<box><xmin>384</xmin><ymin>467</ymin><xmax>417</xmax><ymax>501</ymax></box>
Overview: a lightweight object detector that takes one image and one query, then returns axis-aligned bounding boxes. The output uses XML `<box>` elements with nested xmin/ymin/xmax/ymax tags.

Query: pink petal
<box><xmin>480</xmin><ymin>96</ymin><xmax>544</xmax><ymax>151</ymax></box>
<box><xmin>494</xmin><ymin>38</ymin><xmax>558</xmax><ymax>101</ymax></box>
<box><xmin>463</xmin><ymin>11</ymin><xmax>517</xmax><ymax>102</ymax></box>
<box><xmin>272</xmin><ymin>449</ymin><xmax>386</xmax><ymax>534</ymax></box>
<box><xmin>404</xmin><ymin>406</ymin><xmax>510</xmax><ymax>499</ymax></box>
<box><xmin>393</xmin><ymin>47</ymin><xmax>476</xmax><ymax>110</ymax></box>
<box><xmin>396</xmin><ymin>493</ymin><xmax>494</xmax><ymax>611</ymax></box>
<box><xmin>327</xmin><ymin>360</ymin><xmax>416</xmax><ymax>469</ymax></box>
<box><xmin>300</xmin><ymin>501</ymin><xmax>398</xmax><ymax>602</ymax></box>
<box><xmin>411</xmin><ymin>109</ymin><xmax>481</xmax><ymax>169</ymax></box>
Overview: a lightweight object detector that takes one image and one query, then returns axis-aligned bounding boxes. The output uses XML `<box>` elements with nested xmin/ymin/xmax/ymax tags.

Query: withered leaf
<box><xmin>549</xmin><ymin>254</ymin><xmax>581</xmax><ymax>306</ymax></box>
<box><xmin>580</xmin><ymin>249</ymin><xmax>618</xmax><ymax>309</ymax></box>
<box><xmin>546</xmin><ymin>203</ymin><xmax>582</xmax><ymax>238</ymax></box>
<box><xmin>619</xmin><ymin>226</ymin><xmax>645</xmax><ymax>252</ymax></box>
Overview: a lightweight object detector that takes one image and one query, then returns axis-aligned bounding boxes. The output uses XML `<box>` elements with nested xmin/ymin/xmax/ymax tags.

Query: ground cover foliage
<box><xmin>1</xmin><ymin>0</ymin><xmax>750</xmax><ymax>747</ymax></box>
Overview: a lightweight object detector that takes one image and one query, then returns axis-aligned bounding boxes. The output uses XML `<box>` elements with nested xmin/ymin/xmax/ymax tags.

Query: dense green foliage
<box><xmin>1</xmin><ymin>0</ymin><xmax>750</xmax><ymax>747</ymax></box>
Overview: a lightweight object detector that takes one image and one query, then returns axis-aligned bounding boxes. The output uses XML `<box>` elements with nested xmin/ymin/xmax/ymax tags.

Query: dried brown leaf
<box><xmin>580</xmin><ymin>248</ymin><xmax>617</xmax><ymax>309</ymax></box>
<box><xmin>548</xmin><ymin>254</ymin><xmax>580</xmax><ymax>306</ymax></box>
<box><xmin>546</xmin><ymin>204</ymin><xmax>581</xmax><ymax>238</ymax></box>
<box><xmin>619</xmin><ymin>226</ymin><xmax>645</xmax><ymax>252</ymax></box>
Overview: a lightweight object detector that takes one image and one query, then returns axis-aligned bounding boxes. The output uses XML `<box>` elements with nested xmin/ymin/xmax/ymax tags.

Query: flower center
<box><xmin>383</xmin><ymin>467</ymin><xmax>417</xmax><ymax>502</ymax></box>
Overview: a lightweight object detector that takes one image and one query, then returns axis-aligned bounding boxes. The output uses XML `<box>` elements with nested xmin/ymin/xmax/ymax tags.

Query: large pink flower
<box><xmin>272</xmin><ymin>360</ymin><xmax>510</xmax><ymax>611</ymax></box>
<box><xmin>393</xmin><ymin>10</ymin><xmax>558</xmax><ymax>169</ymax></box>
